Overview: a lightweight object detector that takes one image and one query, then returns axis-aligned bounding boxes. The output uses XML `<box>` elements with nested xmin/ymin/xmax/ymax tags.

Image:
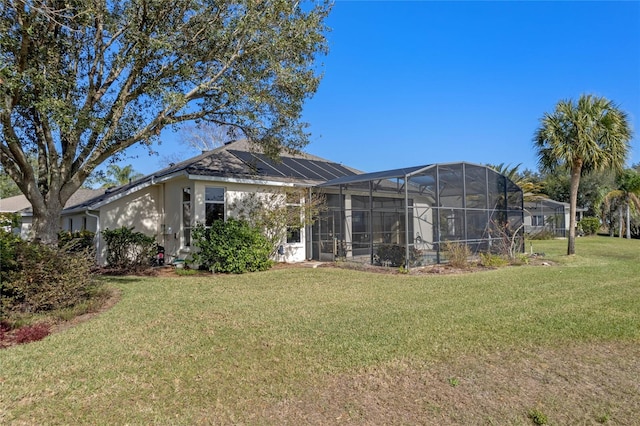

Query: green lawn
<box><xmin>1</xmin><ymin>236</ymin><xmax>639</xmax><ymax>424</ymax></box>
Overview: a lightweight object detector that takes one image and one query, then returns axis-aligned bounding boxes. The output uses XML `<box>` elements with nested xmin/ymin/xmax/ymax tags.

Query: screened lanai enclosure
<box><xmin>308</xmin><ymin>162</ymin><xmax>524</xmax><ymax>269</ymax></box>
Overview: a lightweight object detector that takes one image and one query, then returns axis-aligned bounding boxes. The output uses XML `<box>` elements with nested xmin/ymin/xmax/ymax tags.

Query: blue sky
<box><xmin>143</xmin><ymin>0</ymin><xmax>640</xmax><ymax>175</ymax></box>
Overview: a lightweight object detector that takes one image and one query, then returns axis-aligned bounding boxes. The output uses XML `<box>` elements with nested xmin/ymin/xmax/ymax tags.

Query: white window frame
<box><xmin>182</xmin><ymin>187</ymin><xmax>192</xmax><ymax>247</ymax></box>
<box><xmin>205</xmin><ymin>187</ymin><xmax>226</xmax><ymax>227</ymax></box>
<box><xmin>286</xmin><ymin>193</ymin><xmax>302</xmax><ymax>244</ymax></box>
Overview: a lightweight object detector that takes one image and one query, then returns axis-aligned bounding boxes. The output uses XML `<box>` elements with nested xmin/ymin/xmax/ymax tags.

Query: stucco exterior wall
<box><xmin>192</xmin><ymin>180</ymin><xmax>307</xmax><ymax>263</ymax></box>
<box><xmin>90</xmin><ymin>177</ymin><xmax>309</xmax><ymax>266</ymax></box>
<box><xmin>96</xmin><ymin>185</ymin><xmax>161</xmax><ymax>264</ymax></box>
<box><xmin>160</xmin><ymin>176</ymin><xmax>190</xmax><ymax>264</ymax></box>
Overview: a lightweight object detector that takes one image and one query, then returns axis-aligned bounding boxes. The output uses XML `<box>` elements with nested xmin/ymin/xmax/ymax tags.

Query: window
<box><xmin>68</xmin><ymin>218</ymin><xmax>73</xmax><ymax>231</ymax></box>
<box><xmin>531</xmin><ymin>215</ymin><xmax>545</xmax><ymax>227</ymax></box>
<box><xmin>286</xmin><ymin>192</ymin><xmax>301</xmax><ymax>243</ymax></box>
<box><xmin>183</xmin><ymin>187</ymin><xmax>191</xmax><ymax>246</ymax></box>
<box><xmin>205</xmin><ymin>187</ymin><xmax>225</xmax><ymax>226</ymax></box>
<box><xmin>82</xmin><ymin>217</ymin><xmax>87</xmax><ymax>231</ymax></box>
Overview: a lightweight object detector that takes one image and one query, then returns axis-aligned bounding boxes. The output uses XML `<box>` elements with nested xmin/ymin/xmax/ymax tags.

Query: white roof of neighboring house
<box><xmin>524</xmin><ymin>197</ymin><xmax>587</xmax><ymax>212</ymax></box>
<box><xmin>0</xmin><ymin>194</ymin><xmax>32</xmax><ymax>213</ymax></box>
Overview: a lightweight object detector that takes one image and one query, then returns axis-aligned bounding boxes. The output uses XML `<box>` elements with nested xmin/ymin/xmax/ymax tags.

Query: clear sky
<box><xmin>142</xmin><ymin>0</ymin><xmax>640</xmax><ymax>176</ymax></box>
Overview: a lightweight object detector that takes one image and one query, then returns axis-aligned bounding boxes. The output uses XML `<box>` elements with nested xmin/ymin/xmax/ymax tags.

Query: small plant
<box><xmin>447</xmin><ymin>377</ymin><xmax>459</xmax><ymax>387</ymax></box>
<box><xmin>512</xmin><ymin>253</ymin><xmax>531</xmax><ymax>265</ymax></box>
<box><xmin>175</xmin><ymin>268</ymin><xmax>198</xmax><ymax>276</ymax></box>
<box><xmin>596</xmin><ymin>411</ymin><xmax>611</xmax><ymax>424</ymax></box>
<box><xmin>528</xmin><ymin>408</ymin><xmax>548</xmax><ymax>425</ymax></box>
<box><xmin>14</xmin><ymin>323</ymin><xmax>50</xmax><ymax>344</ymax></box>
<box><xmin>443</xmin><ymin>241</ymin><xmax>470</xmax><ymax>268</ymax></box>
<box><xmin>478</xmin><ymin>252</ymin><xmax>508</xmax><ymax>267</ymax></box>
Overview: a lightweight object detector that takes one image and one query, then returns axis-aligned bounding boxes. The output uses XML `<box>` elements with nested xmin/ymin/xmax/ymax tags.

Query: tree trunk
<box><xmin>31</xmin><ymin>197</ymin><xmax>65</xmax><ymax>245</ymax></box>
<box><xmin>567</xmin><ymin>163</ymin><xmax>582</xmax><ymax>255</ymax></box>
<box><xmin>27</xmin><ymin>178</ymin><xmax>81</xmax><ymax>245</ymax></box>
<box><xmin>626</xmin><ymin>200</ymin><xmax>631</xmax><ymax>240</ymax></box>
<box><xmin>609</xmin><ymin>206</ymin><xmax>615</xmax><ymax>237</ymax></box>
<box><xmin>619</xmin><ymin>207</ymin><xmax>623</xmax><ymax>238</ymax></box>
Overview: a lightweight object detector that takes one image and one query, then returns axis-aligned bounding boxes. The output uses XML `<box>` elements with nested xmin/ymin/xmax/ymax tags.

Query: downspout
<box><xmin>307</xmin><ymin>187</ymin><xmax>313</xmax><ymax>260</ymax></box>
<box><xmin>404</xmin><ymin>174</ymin><xmax>410</xmax><ymax>271</ymax></box>
<box><xmin>435</xmin><ymin>165</ymin><xmax>441</xmax><ymax>264</ymax></box>
<box><xmin>86</xmin><ymin>209</ymin><xmax>101</xmax><ymax>265</ymax></box>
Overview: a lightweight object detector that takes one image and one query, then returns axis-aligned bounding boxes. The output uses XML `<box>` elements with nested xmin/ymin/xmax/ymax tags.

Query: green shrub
<box><xmin>579</xmin><ymin>216</ymin><xmax>601</xmax><ymax>236</ymax></box>
<box><xmin>512</xmin><ymin>252</ymin><xmax>531</xmax><ymax>265</ymax></box>
<box><xmin>102</xmin><ymin>227</ymin><xmax>155</xmax><ymax>270</ymax></box>
<box><xmin>1</xmin><ymin>231</ymin><xmax>22</xmax><ymax>319</ymax></box>
<box><xmin>192</xmin><ymin>219</ymin><xmax>273</xmax><ymax>274</ymax></box>
<box><xmin>479</xmin><ymin>252</ymin><xmax>508</xmax><ymax>267</ymax></box>
<box><xmin>375</xmin><ymin>244</ymin><xmax>405</xmax><ymax>267</ymax></box>
<box><xmin>375</xmin><ymin>244</ymin><xmax>420</xmax><ymax>267</ymax></box>
<box><xmin>0</xmin><ymin>230</ymin><xmax>21</xmax><ymax>283</ymax></box>
<box><xmin>1</xmin><ymin>241</ymin><xmax>98</xmax><ymax>314</ymax></box>
<box><xmin>58</xmin><ymin>230</ymin><xmax>95</xmax><ymax>254</ymax></box>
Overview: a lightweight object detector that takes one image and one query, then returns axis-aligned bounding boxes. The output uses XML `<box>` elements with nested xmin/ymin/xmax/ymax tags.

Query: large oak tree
<box><xmin>0</xmin><ymin>0</ymin><xmax>330</xmax><ymax>244</ymax></box>
<box><xmin>534</xmin><ymin>94</ymin><xmax>632</xmax><ymax>255</ymax></box>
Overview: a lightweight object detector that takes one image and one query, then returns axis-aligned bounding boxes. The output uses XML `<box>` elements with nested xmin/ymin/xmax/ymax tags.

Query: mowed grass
<box><xmin>1</xmin><ymin>236</ymin><xmax>639</xmax><ymax>424</ymax></box>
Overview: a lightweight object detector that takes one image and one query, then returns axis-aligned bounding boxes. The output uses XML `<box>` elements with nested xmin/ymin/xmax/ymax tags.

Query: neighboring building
<box><xmin>524</xmin><ymin>198</ymin><xmax>586</xmax><ymax>237</ymax></box>
<box><xmin>2</xmin><ymin>139</ymin><xmax>525</xmax><ymax>268</ymax></box>
<box><xmin>0</xmin><ymin>188</ymin><xmax>105</xmax><ymax>239</ymax></box>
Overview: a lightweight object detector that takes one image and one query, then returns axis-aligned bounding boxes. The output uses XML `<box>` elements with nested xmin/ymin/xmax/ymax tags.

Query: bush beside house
<box><xmin>191</xmin><ymin>219</ymin><xmax>273</xmax><ymax>274</ymax></box>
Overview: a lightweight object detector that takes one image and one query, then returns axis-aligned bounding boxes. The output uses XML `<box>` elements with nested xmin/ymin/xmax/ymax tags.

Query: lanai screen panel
<box><xmin>315</xmin><ymin>162</ymin><xmax>524</xmax><ymax>268</ymax></box>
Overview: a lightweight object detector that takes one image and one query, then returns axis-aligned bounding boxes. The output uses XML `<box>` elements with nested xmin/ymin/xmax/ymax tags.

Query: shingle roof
<box><xmin>0</xmin><ymin>194</ymin><xmax>32</xmax><ymax>213</ymax></box>
<box><xmin>158</xmin><ymin>138</ymin><xmax>360</xmax><ymax>183</ymax></box>
<box><xmin>0</xmin><ymin>188</ymin><xmax>105</xmax><ymax>214</ymax></box>
<box><xmin>65</xmin><ymin>139</ymin><xmax>362</xmax><ymax>212</ymax></box>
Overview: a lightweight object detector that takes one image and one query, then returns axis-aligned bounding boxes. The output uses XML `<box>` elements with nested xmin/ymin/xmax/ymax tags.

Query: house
<box><xmin>4</xmin><ymin>139</ymin><xmax>525</xmax><ymax>268</ymax></box>
<box><xmin>60</xmin><ymin>139</ymin><xmax>361</xmax><ymax>265</ymax></box>
<box><xmin>0</xmin><ymin>188</ymin><xmax>105</xmax><ymax>238</ymax></box>
<box><xmin>524</xmin><ymin>197</ymin><xmax>586</xmax><ymax>237</ymax></box>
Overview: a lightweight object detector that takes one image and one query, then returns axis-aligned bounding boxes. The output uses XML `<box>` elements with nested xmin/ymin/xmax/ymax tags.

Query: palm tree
<box><xmin>603</xmin><ymin>169</ymin><xmax>640</xmax><ymax>239</ymax></box>
<box><xmin>488</xmin><ymin>163</ymin><xmax>545</xmax><ymax>200</ymax></box>
<box><xmin>87</xmin><ymin>164</ymin><xmax>144</xmax><ymax>188</ymax></box>
<box><xmin>534</xmin><ymin>94</ymin><xmax>632</xmax><ymax>255</ymax></box>
<box><xmin>106</xmin><ymin>164</ymin><xmax>144</xmax><ymax>186</ymax></box>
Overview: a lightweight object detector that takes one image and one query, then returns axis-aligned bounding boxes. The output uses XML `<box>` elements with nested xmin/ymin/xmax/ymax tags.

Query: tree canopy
<box><xmin>604</xmin><ymin>169</ymin><xmax>640</xmax><ymax>239</ymax></box>
<box><xmin>534</xmin><ymin>94</ymin><xmax>632</xmax><ymax>254</ymax></box>
<box><xmin>0</xmin><ymin>0</ymin><xmax>330</xmax><ymax>243</ymax></box>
